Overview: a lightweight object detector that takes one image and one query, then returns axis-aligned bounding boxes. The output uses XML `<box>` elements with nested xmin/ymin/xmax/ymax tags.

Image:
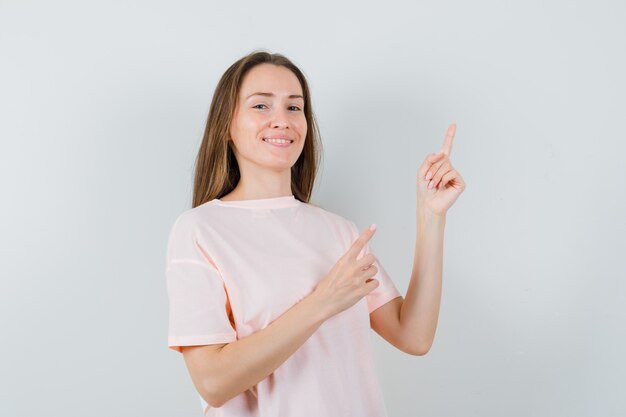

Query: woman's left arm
<box><xmin>399</xmin><ymin>205</ymin><xmax>446</xmax><ymax>355</ymax></box>
<box><xmin>370</xmin><ymin>123</ymin><xmax>465</xmax><ymax>355</ymax></box>
<box><xmin>402</xmin><ymin>123</ymin><xmax>466</xmax><ymax>354</ymax></box>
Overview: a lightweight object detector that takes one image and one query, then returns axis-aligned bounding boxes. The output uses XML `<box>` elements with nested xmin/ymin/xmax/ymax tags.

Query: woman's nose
<box><xmin>269</xmin><ymin>108</ymin><xmax>289</xmax><ymax>128</ymax></box>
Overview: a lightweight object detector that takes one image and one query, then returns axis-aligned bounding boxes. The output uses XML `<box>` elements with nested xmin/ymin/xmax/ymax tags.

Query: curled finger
<box><xmin>418</xmin><ymin>151</ymin><xmax>446</xmax><ymax>179</ymax></box>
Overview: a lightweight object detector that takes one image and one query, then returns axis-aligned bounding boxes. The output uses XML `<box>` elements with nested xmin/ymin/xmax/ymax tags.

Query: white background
<box><xmin>1</xmin><ymin>1</ymin><xmax>624</xmax><ymax>416</ymax></box>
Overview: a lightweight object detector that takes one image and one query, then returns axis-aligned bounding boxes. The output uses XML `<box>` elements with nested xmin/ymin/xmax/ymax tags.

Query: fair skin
<box><xmin>370</xmin><ymin>124</ymin><xmax>465</xmax><ymax>355</ymax></box>
<box><xmin>220</xmin><ymin>63</ymin><xmax>307</xmax><ymax>201</ymax></box>
<box><xmin>221</xmin><ymin>63</ymin><xmax>466</xmax><ymax>355</ymax></box>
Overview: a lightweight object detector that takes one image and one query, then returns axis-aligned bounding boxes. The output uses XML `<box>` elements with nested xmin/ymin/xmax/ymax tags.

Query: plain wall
<box><xmin>1</xmin><ymin>0</ymin><xmax>624</xmax><ymax>416</ymax></box>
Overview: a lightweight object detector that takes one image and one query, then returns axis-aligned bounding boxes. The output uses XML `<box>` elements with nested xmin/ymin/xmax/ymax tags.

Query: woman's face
<box><xmin>229</xmin><ymin>63</ymin><xmax>307</xmax><ymax>172</ymax></box>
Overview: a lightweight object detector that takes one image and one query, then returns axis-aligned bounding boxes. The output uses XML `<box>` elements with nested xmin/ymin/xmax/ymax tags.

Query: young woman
<box><xmin>165</xmin><ymin>50</ymin><xmax>465</xmax><ymax>416</ymax></box>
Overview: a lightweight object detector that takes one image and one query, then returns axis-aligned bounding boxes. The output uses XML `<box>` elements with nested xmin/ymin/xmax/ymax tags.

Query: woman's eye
<box><xmin>253</xmin><ymin>104</ymin><xmax>302</xmax><ymax>111</ymax></box>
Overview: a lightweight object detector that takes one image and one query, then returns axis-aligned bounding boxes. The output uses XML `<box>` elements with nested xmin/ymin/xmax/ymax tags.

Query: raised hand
<box><xmin>416</xmin><ymin>123</ymin><xmax>466</xmax><ymax>216</ymax></box>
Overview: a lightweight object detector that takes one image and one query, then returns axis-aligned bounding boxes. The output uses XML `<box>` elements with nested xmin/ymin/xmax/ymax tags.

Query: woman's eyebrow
<box><xmin>245</xmin><ymin>92</ymin><xmax>304</xmax><ymax>100</ymax></box>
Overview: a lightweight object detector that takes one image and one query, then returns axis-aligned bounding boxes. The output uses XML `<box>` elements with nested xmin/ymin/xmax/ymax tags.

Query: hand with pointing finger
<box><xmin>417</xmin><ymin>123</ymin><xmax>466</xmax><ymax>216</ymax></box>
<box><xmin>310</xmin><ymin>225</ymin><xmax>380</xmax><ymax>320</ymax></box>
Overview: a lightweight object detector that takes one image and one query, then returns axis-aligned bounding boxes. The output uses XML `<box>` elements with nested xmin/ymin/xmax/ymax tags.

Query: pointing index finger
<box><xmin>348</xmin><ymin>224</ymin><xmax>376</xmax><ymax>260</ymax></box>
<box><xmin>441</xmin><ymin>123</ymin><xmax>456</xmax><ymax>156</ymax></box>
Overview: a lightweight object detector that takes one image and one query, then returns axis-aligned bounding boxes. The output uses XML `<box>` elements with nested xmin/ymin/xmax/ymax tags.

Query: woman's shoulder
<box><xmin>167</xmin><ymin>200</ymin><xmax>220</xmax><ymax>230</ymax></box>
<box><xmin>302</xmin><ymin>201</ymin><xmax>358</xmax><ymax>232</ymax></box>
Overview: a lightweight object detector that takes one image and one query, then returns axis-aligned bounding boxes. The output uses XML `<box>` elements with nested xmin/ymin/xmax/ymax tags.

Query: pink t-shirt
<box><xmin>166</xmin><ymin>195</ymin><xmax>402</xmax><ymax>416</ymax></box>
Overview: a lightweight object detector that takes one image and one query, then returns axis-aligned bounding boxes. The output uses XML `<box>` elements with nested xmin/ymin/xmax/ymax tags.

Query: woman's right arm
<box><xmin>183</xmin><ymin>294</ymin><xmax>328</xmax><ymax>408</ymax></box>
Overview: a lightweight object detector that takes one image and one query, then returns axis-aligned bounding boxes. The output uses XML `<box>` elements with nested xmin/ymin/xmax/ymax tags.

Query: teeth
<box><xmin>264</xmin><ymin>138</ymin><xmax>292</xmax><ymax>144</ymax></box>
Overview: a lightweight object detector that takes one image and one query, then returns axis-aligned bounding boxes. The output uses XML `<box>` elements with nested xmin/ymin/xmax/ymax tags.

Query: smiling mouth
<box><xmin>263</xmin><ymin>138</ymin><xmax>294</xmax><ymax>144</ymax></box>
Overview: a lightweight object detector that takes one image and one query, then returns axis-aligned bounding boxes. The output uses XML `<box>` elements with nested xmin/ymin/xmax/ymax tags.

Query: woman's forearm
<box><xmin>400</xmin><ymin>206</ymin><xmax>446</xmax><ymax>354</ymax></box>
<box><xmin>212</xmin><ymin>295</ymin><xmax>328</xmax><ymax>407</ymax></box>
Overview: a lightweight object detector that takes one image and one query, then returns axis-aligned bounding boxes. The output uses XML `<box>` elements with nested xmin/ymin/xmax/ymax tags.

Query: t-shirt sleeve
<box><xmin>165</xmin><ymin>212</ymin><xmax>237</xmax><ymax>353</ymax></box>
<box><xmin>347</xmin><ymin>220</ymin><xmax>403</xmax><ymax>314</ymax></box>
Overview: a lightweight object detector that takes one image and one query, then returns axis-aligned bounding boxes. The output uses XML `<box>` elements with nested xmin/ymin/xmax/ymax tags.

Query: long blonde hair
<box><xmin>192</xmin><ymin>49</ymin><xmax>323</xmax><ymax>208</ymax></box>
